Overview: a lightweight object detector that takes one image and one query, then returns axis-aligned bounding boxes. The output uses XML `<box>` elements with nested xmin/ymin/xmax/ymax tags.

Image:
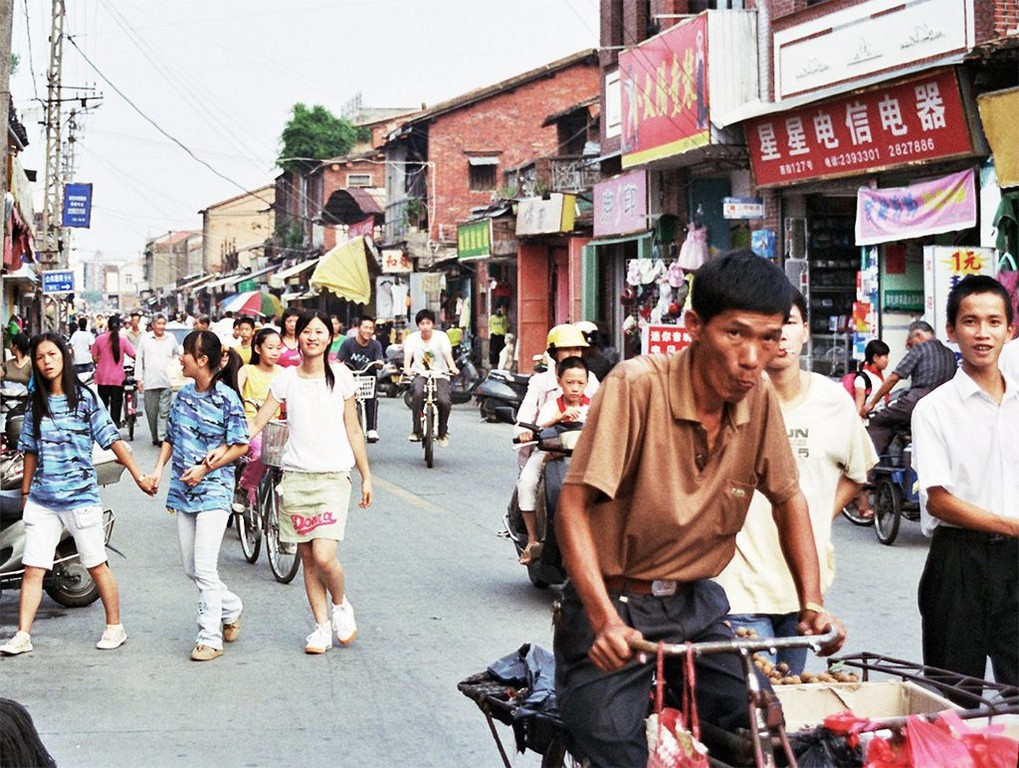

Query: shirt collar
<box><xmin>669</xmin><ymin>347</ymin><xmax>750</xmax><ymax>427</ymax></box>
<box><xmin>950</xmin><ymin>366</ymin><xmax>1019</xmax><ymax>402</ymax></box>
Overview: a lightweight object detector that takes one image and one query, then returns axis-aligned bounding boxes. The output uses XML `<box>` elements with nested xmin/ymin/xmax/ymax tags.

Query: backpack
<box><xmin>841</xmin><ymin>370</ymin><xmax>869</xmax><ymax>399</ymax></box>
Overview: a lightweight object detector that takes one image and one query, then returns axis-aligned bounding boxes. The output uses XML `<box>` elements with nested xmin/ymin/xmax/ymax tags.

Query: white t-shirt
<box><xmin>912</xmin><ymin>367</ymin><xmax>1019</xmax><ymax>537</ymax></box>
<box><xmin>715</xmin><ymin>374</ymin><xmax>878</xmax><ymax>614</ymax></box>
<box><xmin>404</xmin><ymin>330</ymin><xmax>453</xmax><ymax>375</ymax></box>
<box><xmin>999</xmin><ymin>337</ymin><xmax>1019</xmax><ymax>383</ymax></box>
<box><xmin>70</xmin><ymin>330</ymin><xmax>95</xmax><ymax>365</ymax></box>
<box><xmin>270</xmin><ymin>364</ymin><xmax>357</xmax><ymax>473</ymax></box>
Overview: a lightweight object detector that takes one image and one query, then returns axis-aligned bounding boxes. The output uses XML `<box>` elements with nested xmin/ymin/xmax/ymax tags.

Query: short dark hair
<box><xmin>864</xmin><ymin>339</ymin><xmax>890</xmax><ymax>364</ymax></box>
<box><xmin>10</xmin><ymin>333</ymin><xmax>30</xmax><ymax>356</ymax></box>
<box><xmin>556</xmin><ymin>355</ymin><xmax>588</xmax><ymax>379</ymax></box>
<box><xmin>130</xmin><ymin>311</ymin><xmax>142</xmax><ymax>318</ymax></box>
<box><xmin>358</xmin><ymin>315</ymin><xmax>375</xmax><ymax>326</ymax></box>
<box><xmin>691</xmin><ymin>249</ymin><xmax>792</xmax><ymax>325</ymax></box>
<box><xmin>415</xmin><ymin>308</ymin><xmax>436</xmax><ymax>326</ymax></box>
<box><xmin>197</xmin><ymin>315</ymin><xmax>211</xmax><ymax>326</ymax></box>
<box><xmin>789</xmin><ymin>288</ymin><xmax>808</xmax><ymax>324</ymax></box>
<box><xmin>946</xmin><ymin>274</ymin><xmax>1013</xmax><ymax>327</ymax></box>
<box><xmin>77</xmin><ymin>317</ymin><xmax>88</xmax><ymax>331</ymax></box>
<box><xmin>235</xmin><ymin>315</ymin><xmax>255</xmax><ymax>329</ymax></box>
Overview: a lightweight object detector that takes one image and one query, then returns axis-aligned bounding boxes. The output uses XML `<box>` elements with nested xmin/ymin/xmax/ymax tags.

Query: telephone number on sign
<box><xmin>822</xmin><ymin>148</ymin><xmax>881</xmax><ymax>168</ymax></box>
<box><xmin>887</xmin><ymin>138</ymin><xmax>936</xmax><ymax>157</ymax></box>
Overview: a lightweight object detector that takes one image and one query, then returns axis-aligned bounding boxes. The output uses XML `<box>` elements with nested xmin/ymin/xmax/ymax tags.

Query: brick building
<box><xmin>379</xmin><ymin>50</ymin><xmax>600</xmax><ymax>351</ymax></box>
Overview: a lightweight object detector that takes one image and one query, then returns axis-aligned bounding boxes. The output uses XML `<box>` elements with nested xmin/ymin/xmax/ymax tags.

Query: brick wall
<box><xmin>426</xmin><ymin>59</ymin><xmax>600</xmax><ymax>243</ymax></box>
<box><xmin>318</xmin><ymin>158</ymin><xmax>385</xmax><ymax>202</ymax></box>
<box><xmin>992</xmin><ymin>0</ymin><xmax>1018</xmax><ymax>37</ymax></box>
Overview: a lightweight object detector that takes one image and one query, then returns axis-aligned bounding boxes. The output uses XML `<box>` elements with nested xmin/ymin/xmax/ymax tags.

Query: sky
<box><xmin>11</xmin><ymin>0</ymin><xmax>599</xmax><ymax>266</ymax></box>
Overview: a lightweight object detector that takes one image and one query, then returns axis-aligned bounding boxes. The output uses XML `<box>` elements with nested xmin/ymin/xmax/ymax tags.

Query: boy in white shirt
<box><xmin>403</xmin><ymin>309</ymin><xmax>459</xmax><ymax>446</ymax></box>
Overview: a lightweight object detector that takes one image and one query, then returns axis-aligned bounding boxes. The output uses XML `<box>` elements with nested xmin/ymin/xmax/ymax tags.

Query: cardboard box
<box><xmin>775</xmin><ymin>681</ymin><xmax>959</xmax><ymax>731</ymax></box>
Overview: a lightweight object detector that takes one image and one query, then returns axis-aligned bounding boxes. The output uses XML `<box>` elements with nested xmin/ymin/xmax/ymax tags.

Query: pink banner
<box><xmin>855</xmin><ymin>169</ymin><xmax>976</xmax><ymax>246</ymax></box>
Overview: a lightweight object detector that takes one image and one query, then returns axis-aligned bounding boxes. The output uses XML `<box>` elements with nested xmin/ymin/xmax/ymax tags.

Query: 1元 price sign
<box><xmin>747</xmin><ymin>69</ymin><xmax>974</xmax><ymax>187</ymax></box>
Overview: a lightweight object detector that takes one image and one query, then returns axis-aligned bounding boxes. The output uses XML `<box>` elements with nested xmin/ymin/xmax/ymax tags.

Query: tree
<box><xmin>277</xmin><ymin>103</ymin><xmax>358</xmax><ymax>173</ymax></box>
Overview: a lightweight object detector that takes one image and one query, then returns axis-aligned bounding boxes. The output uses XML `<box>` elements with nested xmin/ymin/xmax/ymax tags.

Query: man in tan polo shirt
<box><xmin>554</xmin><ymin>250</ymin><xmax>846</xmax><ymax>767</ymax></box>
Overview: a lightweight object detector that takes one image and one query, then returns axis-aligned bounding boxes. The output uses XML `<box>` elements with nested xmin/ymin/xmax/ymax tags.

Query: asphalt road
<box><xmin>0</xmin><ymin>395</ymin><xmax>932</xmax><ymax>767</ymax></box>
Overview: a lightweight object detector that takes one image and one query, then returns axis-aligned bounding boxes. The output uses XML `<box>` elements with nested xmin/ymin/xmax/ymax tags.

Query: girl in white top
<box><xmin>243</xmin><ymin>310</ymin><xmax>373</xmax><ymax>655</ymax></box>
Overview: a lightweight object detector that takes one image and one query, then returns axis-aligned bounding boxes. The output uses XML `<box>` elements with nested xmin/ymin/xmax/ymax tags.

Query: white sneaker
<box><xmin>332</xmin><ymin>598</ymin><xmax>357</xmax><ymax>645</ymax></box>
<box><xmin>0</xmin><ymin>631</ymin><xmax>33</xmax><ymax>656</ymax></box>
<box><xmin>437</xmin><ymin>435</ymin><xmax>449</xmax><ymax>448</ymax></box>
<box><xmin>366</xmin><ymin>430</ymin><xmax>379</xmax><ymax>443</ymax></box>
<box><xmin>96</xmin><ymin>624</ymin><xmax>128</xmax><ymax>650</ymax></box>
<box><xmin>305</xmin><ymin>623</ymin><xmax>332</xmax><ymax>654</ymax></box>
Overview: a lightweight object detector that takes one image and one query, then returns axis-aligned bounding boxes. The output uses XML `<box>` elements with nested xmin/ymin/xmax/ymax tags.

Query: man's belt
<box><xmin>603</xmin><ymin>576</ymin><xmax>683</xmax><ymax>597</ymax></box>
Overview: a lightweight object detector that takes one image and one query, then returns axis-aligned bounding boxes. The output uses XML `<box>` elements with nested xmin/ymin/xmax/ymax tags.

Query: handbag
<box><xmin>646</xmin><ymin>642</ymin><xmax>710</xmax><ymax>768</ymax></box>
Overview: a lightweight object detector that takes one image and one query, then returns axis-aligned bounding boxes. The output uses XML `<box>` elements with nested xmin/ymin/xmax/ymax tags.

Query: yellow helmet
<box><xmin>573</xmin><ymin>321</ymin><xmax>599</xmax><ymax>345</ymax></box>
<box><xmin>546</xmin><ymin>323</ymin><xmax>589</xmax><ymax>350</ymax></box>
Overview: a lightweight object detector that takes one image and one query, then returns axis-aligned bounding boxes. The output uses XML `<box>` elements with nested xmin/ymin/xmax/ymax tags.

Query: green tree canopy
<box><xmin>277</xmin><ymin>103</ymin><xmax>358</xmax><ymax>173</ymax></box>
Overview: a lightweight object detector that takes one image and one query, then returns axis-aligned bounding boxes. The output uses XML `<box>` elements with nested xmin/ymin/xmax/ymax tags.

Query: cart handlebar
<box><xmin>629</xmin><ymin>626</ymin><xmax>841</xmax><ymax>658</ymax></box>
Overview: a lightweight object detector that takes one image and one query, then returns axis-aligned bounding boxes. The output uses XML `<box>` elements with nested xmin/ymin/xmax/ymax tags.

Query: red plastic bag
<box><xmin>646</xmin><ymin>642</ymin><xmax>709</xmax><ymax>768</ymax></box>
<box><xmin>940</xmin><ymin>712</ymin><xmax>1019</xmax><ymax>768</ymax></box>
<box><xmin>906</xmin><ymin>714</ymin><xmax>973</xmax><ymax>767</ymax></box>
<box><xmin>865</xmin><ymin>731</ymin><xmax>911</xmax><ymax>768</ymax></box>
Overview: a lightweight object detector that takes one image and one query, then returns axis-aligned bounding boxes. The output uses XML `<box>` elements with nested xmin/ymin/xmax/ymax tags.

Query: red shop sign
<box><xmin>642</xmin><ymin>324</ymin><xmax>692</xmax><ymax>356</ymax></box>
<box><xmin>747</xmin><ymin>69</ymin><xmax>974</xmax><ymax>187</ymax></box>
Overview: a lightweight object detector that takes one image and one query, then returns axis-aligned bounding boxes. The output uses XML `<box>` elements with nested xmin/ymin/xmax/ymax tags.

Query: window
<box><xmin>468</xmin><ymin>156</ymin><xmax>499</xmax><ymax>192</ymax></box>
<box><xmin>346</xmin><ymin>173</ymin><xmax>372</xmax><ymax>188</ymax></box>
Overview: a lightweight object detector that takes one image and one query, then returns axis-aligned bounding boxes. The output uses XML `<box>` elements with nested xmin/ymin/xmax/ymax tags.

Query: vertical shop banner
<box><xmin>594</xmin><ymin>171</ymin><xmax>648</xmax><ymax>237</ymax></box>
<box><xmin>855</xmin><ymin>169</ymin><xmax>976</xmax><ymax>246</ymax></box>
<box><xmin>457</xmin><ymin>220</ymin><xmax>492</xmax><ymax>261</ymax></box>
<box><xmin>923</xmin><ymin>246</ymin><xmax>997</xmax><ymax>346</ymax></box>
<box><xmin>619</xmin><ymin>14</ymin><xmax>709</xmax><ymax>168</ymax></box>
<box><xmin>747</xmin><ymin>69</ymin><xmax>973</xmax><ymax>187</ymax></box>
<box><xmin>62</xmin><ymin>183</ymin><xmax>93</xmax><ymax>228</ymax></box>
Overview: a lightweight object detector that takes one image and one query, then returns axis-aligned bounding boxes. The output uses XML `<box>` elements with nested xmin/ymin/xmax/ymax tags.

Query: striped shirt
<box><xmin>893</xmin><ymin>338</ymin><xmax>957</xmax><ymax>390</ymax></box>
<box><xmin>19</xmin><ymin>389</ymin><xmax>121</xmax><ymax>511</ymax></box>
<box><xmin>165</xmin><ymin>382</ymin><xmax>249</xmax><ymax>514</ymax></box>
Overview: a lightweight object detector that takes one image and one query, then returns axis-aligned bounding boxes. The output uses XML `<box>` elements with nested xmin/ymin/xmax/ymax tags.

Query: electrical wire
<box><xmin>20</xmin><ymin>0</ymin><xmax>40</xmax><ymax>100</ymax></box>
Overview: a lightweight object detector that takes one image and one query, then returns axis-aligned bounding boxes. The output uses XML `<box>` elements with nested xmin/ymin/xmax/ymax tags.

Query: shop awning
<box><xmin>269</xmin><ymin>257</ymin><xmax>320</xmax><ymax>289</ymax></box>
<box><xmin>309</xmin><ymin>237</ymin><xmax>373</xmax><ymax>305</ymax></box>
<box><xmin>178</xmin><ymin>273</ymin><xmax>217</xmax><ymax>291</ymax></box>
<box><xmin>201</xmin><ymin>264</ymin><xmax>275</xmax><ymax>292</ymax></box>
<box><xmin>321</xmin><ymin>188</ymin><xmax>385</xmax><ymax>225</ymax></box>
<box><xmin>1</xmin><ymin>263</ymin><xmax>38</xmax><ymax>283</ymax></box>
<box><xmin>977</xmin><ymin>85</ymin><xmax>1019</xmax><ymax>189</ymax></box>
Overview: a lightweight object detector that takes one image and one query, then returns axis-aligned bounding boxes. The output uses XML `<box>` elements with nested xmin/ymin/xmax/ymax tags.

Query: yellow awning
<box><xmin>309</xmin><ymin>237</ymin><xmax>372</xmax><ymax>305</ymax></box>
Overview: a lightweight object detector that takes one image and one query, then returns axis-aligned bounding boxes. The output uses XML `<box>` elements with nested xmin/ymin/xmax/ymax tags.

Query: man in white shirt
<box><xmin>715</xmin><ymin>290</ymin><xmax>876</xmax><ymax>674</ymax></box>
<box><xmin>403</xmin><ymin>309</ymin><xmax>458</xmax><ymax>447</ymax></box>
<box><xmin>999</xmin><ymin>335</ymin><xmax>1019</xmax><ymax>381</ymax></box>
<box><xmin>912</xmin><ymin>275</ymin><xmax>1018</xmax><ymax>703</ymax></box>
<box><xmin>136</xmin><ymin>315</ymin><xmax>183</xmax><ymax>446</ymax></box>
<box><xmin>69</xmin><ymin>317</ymin><xmax>95</xmax><ymax>377</ymax></box>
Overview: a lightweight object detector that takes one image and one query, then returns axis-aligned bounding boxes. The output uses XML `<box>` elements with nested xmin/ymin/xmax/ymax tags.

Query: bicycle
<box><xmin>349</xmin><ymin>362</ymin><xmax>381</xmax><ymax>441</ymax></box>
<box><xmin>255</xmin><ymin>418</ymin><xmax>300</xmax><ymax>583</ymax></box>
<box><xmin>122</xmin><ymin>364</ymin><xmax>138</xmax><ymax>441</ymax></box>
<box><xmin>412</xmin><ymin>370</ymin><xmax>448</xmax><ymax>468</ymax></box>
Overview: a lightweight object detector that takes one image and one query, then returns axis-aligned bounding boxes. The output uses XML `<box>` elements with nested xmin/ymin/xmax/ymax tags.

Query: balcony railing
<box><xmin>505</xmin><ymin>156</ymin><xmax>601</xmax><ymax>197</ymax></box>
<box><xmin>382</xmin><ymin>197</ymin><xmax>426</xmax><ymax>244</ymax></box>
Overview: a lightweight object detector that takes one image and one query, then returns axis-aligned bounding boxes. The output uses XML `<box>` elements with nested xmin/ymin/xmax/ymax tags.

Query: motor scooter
<box><xmin>497</xmin><ymin>408</ymin><xmax>581</xmax><ymax>589</ymax></box>
<box><xmin>376</xmin><ymin>343</ymin><xmax>404</xmax><ymax>398</ymax></box>
<box><xmin>0</xmin><ymin>433</ymin><xmax>124</xmax><ymax>607</ymax></box>
<box><xmin>475</xmin><ymin>369</ymin><xmax>531</xmax><ymax>422</ymax></box>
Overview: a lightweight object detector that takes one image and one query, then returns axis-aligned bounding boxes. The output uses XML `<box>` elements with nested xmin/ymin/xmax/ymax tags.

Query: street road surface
<box><xmin>1</xmin><ymin>397</ymin><xmax>931</xmax><ymax>767</ymax></box>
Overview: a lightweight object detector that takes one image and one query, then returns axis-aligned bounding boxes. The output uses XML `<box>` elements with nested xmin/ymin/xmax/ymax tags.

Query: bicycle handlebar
<box><xmin>629</xmin><ymin>626</ymin><xmax>840</xmax><ymax>658</ymax></box>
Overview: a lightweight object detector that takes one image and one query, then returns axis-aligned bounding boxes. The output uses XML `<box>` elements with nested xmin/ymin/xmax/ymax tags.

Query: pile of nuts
<box><xmin>732</xmin><ymin>625</ymin><xmax>860</xmax><ymax>686</ymax></box>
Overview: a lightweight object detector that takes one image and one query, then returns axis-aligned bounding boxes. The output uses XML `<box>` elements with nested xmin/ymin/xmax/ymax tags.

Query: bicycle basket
<box><xmin>260</xmin><ymin>419</ymin><xmax>289</xmax><ymax>467</ymax></box>
<box><xmin>355</xmin><ymin>375</ymin><xmax>377</xmax><ymax>400</ymax></box>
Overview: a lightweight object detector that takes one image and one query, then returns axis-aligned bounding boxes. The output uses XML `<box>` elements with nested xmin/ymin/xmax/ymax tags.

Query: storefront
<box><xmin>745</xmin><ymin>66</ymin><xmax>988</xmax><ymax>374</ymax></box>
<box><xmin>456</xmin><ymin>213</ymin><xmax>516</xmax><ymax>364</ymax></box>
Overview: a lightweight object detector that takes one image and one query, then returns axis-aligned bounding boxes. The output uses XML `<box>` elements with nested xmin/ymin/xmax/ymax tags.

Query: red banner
<box><xmin>620</xmin><ymin>14</ymin><xmax>709</xmax><ymax>168</ymax></box>
<box><xmin>347</xmin><ymin>215</ymin><xmax>375</xmax><ymax>239</ymax></box>
<box><xmin>747</xmin><ymin>69</ymin><xmax>973</xmax><ymax>187</ymax></box>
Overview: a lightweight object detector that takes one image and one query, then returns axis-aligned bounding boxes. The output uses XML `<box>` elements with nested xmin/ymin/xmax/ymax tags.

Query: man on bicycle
<box><xmin>554</xmin><ymin>250</ymin><xmax>845</xmax><ymax>767</ymax></box>
<box><xmin>404</xmin><ymin>309</ymin><xmax>459</xmax><ymax>447</ymax></box>
<box><xmin>338</xmin><ymin>316</ymin><xmax>385</xmax><ymax>443</ymax></box>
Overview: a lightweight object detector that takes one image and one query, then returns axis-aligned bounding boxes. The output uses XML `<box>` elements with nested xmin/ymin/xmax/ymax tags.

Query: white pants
<box><xmin>516</xmin><ymin>451</ymin><xmax>545</xmax><ymax>512</ymax></box>
<box><xmin>176</xmin><ymin>509</ymin><xmax>242</xmax><ymax>649</ymax></box>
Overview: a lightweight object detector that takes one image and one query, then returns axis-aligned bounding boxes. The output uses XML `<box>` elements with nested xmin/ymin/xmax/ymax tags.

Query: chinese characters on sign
<box><xmin>380</xmin><ymin>249</ymin><xmax>411</xmax><ymax>274</ymax></box>
<box><xmin>62</xmin><ymin>183</ymin><xmax>93</xmax><ymax>228</ymax></box>
<box><xmin>457</xmin><ymin>219</ymin><xmax>492</xmax><ymax>261</ymax></box>
<box><xmin>747</xmin><ymin>69</ymin><xmax>972</xmax><ymax>186</ymax></box>
<box><xmin>922</xmin><ymin>246</ymin><xmax>996</xmax><ymax>348</ymax></box>
<box><xmin>620</xmin><ymin>14</ymin><xmax>709</xmax><ymax>168</ymax></box>
<box><xmin>641</xmin><ymin>324</ymin><xmax>692</xmax><ymax>356</ymax></box>
<box><xmin>593</xmin><ymin>171</ymin><xmax>648</xmax><ymax>237</ymax></box>
<box><xmin>855</xmin><ymin>169</ymin><xmax>976</xmax><ymax>246</ymax></box>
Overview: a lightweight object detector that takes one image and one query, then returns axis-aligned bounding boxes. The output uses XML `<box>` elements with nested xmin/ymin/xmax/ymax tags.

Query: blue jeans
<box><xmin>728</xmin><ymin>613</ymin><xmax>807</xmax><ymax>674</ymax></box>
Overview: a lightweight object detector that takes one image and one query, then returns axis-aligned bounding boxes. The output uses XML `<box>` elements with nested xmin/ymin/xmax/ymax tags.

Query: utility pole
<box><xmin>38</xmin><ymin>0</ymin><xmax>64</xmax><ymax>330</ymax></box>
<box><xmin>0</xmin><ymin>0</ymin><xmax>13</xmax><ymax>260</ymax></box>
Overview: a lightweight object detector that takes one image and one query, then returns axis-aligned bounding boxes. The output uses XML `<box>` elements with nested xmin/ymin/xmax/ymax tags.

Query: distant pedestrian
<box><xmin>235</xmin><ymin>310</ymin><xmax>372</xmax><ymax>654</ymax></box>
<box><xmin>0</xmin><ymin>333</ymin><xmax>152</xmax><ymax>658</ymax></box>
<box><xmin>194</xmin><ymin>315</ymin><xmax>211</xmax><ymax>332</ymax></box>
<box><xmin>124</xmin><ymin>312</ymin><xmax>144</xmax><ymax>351</ymax></box>
<box><xmin>69</xmin><ymin>317</ymin><xmax>95</xmax><ymax>378</ymax></box>
<box><xmin>337</xmin><ymin>316</ymin><xmax>384</xmax><ymax>442</ymax></box>
<box><xmin>92</xmin><ymin>315</ymin><xmax>136</xmax><ymax>426</ymax></box>
<box><xmin>147</xmin><ymin>331</ymin><xmax>248</xmax><ymax>662</ymax></box>
<box><xmin>0</xmin><ymin>333</ymin><xmax>32</xmax><ymax>385</ymax></box>
<box><xmin>278</xmin><ymin>307</ymin><xmax>303</xmax><ymax>368</ymax></box>
<box><xmin>136</xmin><ymin>315</ymin><xmax>182</xmax><ymax>446</ymax></box>
<box><xmin>236</xmin><ymin>327</ymin><xmax>283</xmax><ymax>506</ymax></box>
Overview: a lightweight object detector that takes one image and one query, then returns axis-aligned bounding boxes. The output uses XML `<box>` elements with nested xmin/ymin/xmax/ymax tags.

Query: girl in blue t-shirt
<box><xmin>0</xmin><ymin>333</ymin><xmax>153</xmax><ymax>658</ymax></box>
<box><xmin>148</xmin><ymin>330</ymin><xmax>248</xmax><ymax>662</ymax></box>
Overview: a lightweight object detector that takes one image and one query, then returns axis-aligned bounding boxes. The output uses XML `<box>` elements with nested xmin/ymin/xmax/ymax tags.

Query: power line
<box><xmin>20</xmin><ymin>0</ymin><xmax>39</xmax><ymax>100</ymax></box>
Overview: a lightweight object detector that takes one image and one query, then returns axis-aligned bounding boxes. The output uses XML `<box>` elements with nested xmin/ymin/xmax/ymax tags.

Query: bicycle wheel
<box><xmin>874</xmin><ymin>477</ymin><xmax>902</xmax><ymax>546</ymax></box>
<box><xmin>127</xmin><ymin>414</ymin><xmax>135</xmax><ymax>441</ymax></box>
<box><xmin>841</xmin><ymin>497</ymin><xmax>874</xmax><ymax>526</ymax></box>
<box><xmin>237</xmin><ymin>490</ymin><xmax>262</xmax><ymax>564</ymax></box>
<box><xmin>263</xmin><ymin>471</ymin><xmax>300</xmax><ymax>583</ymax></box>
<box><xmin>423</xmin><ymin>403</ymin><xmax>434</xmax><ymax>468</ymax></box>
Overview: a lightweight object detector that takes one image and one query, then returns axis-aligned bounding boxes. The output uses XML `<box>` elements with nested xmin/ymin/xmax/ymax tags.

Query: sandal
<box><xmin>518</xmin><ymin>542</ymin><xmax>543</xmax><ymax>565</ymax></box>
<box><xmin>857</xmin><ymin>508</ymin><xmax>874</xmax><ymax>521</ymax></box>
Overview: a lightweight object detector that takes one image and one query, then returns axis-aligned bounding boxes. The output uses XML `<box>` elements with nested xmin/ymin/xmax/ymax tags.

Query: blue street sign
<box><xmin>42</xmin><ymin>269</ymin><xmax>75</xmax><ymax>293</ymax></box>
<box><xmin>62</xmin><ymin>183</ymin><xmax>93</xmax><ymax>228</ymax></box>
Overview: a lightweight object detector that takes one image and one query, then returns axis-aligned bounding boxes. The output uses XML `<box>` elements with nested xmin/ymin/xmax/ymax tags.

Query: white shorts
<box><xmin>22</xmin><ymin>499</ymin><xmax>108</xmax><ymax>570</ymax></box>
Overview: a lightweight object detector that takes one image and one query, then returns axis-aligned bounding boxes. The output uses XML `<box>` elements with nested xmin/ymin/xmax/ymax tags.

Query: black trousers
<box><xmin>919</xmin><ymin>527</ymin><xmax>1018</xmax><ymax>704</ymax></box>
<box><xmin>554</xmin><ymin>579</ymin><xmax>761</xmax><ymax>768</ymax></box>
<box><xmin>410</xmin><ymin>376</ymin><xmax>451</xmax><ymax>437</ymax></box>
<box><xmin>866</xmin><ymin>387</ymin><xmax>931</xmax><ymax>456</ymax></box>
<box><xmin>489</xmin><ymin>334</ymin><xmax>505</xmax><ymax>367</ymax></box>
<box><xmin>98</xmin><ymin>384</ymin><xmax>124</xmax><ymax>425</ymax></box>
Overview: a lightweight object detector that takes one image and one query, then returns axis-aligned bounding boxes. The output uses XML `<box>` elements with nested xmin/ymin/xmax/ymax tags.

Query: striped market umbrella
<box><xmin>219</xmin><ymin>291</ymin><xmax>284</xmax><ymax>317</ymax></box>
